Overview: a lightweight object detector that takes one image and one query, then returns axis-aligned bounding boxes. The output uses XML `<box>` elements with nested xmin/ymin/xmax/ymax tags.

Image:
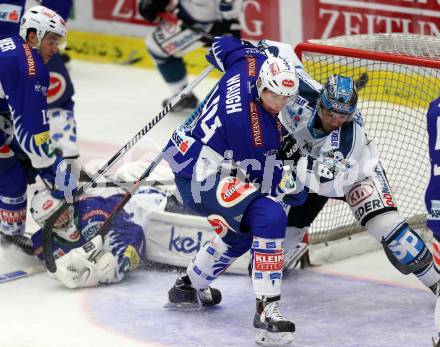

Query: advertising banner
<box><xmin>93</xmin><ymin>0</ymin><xmax>151</xmax><ymax>26</ymax></box>
<box><xmin>302</xmin><ymin>0</ymin><xmax>440</xmax><ymax>40</ymax></box>
<box><xmin>90</xmin><ymin>0</ymin><xmax>281</xmax><ymax>40</ymax></box>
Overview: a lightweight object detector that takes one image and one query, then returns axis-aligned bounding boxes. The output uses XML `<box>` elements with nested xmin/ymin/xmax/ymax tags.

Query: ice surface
<box><xmin>0</xmin><ymin>60</ymin><xmax>435</xmax><ymax>347</ymax></box>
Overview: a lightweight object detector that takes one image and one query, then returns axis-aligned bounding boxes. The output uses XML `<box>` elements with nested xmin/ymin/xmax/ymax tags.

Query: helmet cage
<box><xmin>30</xmin><ymin>190</ymin><xmax>79</xmax><ymax>242</ymax></box>
<box><xmin>319</xmin><ymin>75</ymin><xmax>358</xmax><ymax>121</ymax></box>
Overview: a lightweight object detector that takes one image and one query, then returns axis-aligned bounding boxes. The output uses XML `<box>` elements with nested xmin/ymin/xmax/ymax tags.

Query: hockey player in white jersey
<box><xmin>259</xmin><ymin>40</ymin><xmax>440</xmax><ymax>306</ymax></box>
<box><xmin>138</xmin><ymin>0</ymin><xmax>242</xmax><ymax>111</ymax></box>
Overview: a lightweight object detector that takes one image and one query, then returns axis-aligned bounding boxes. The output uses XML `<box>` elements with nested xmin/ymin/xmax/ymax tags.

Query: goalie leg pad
<box><xmin>251</xmin><ymin>237</ymin><xmax>284</xmax><ymax>298</ymax></box>
<box><xmin>186</xmin><ymin>233</ymin><xmax>250</xmax><ymax>290</ymax></box>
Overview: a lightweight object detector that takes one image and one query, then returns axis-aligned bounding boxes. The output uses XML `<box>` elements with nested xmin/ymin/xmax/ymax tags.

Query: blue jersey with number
<box><xmin>164</xmin><ymin>36</ymin><xmax>283</xmax><ymax>193</ymax></box>
<box><xmin>426</xmin><ymin>97</ymin><xmax>440</xmax><ymax>237</ymax></box>
<box><xmin>0</xmin><ymin>35</ymin><xmax>54</xmax><ymax>168</ymax></box>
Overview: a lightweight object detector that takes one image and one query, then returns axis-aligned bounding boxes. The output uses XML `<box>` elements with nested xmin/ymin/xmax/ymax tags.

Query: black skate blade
<box><xmin>163</xmin><ymin>301</ymin><xmax>204</xmax><ymax>311</ymax></box>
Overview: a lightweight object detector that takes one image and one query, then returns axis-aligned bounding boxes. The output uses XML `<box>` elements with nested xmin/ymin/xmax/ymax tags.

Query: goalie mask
<box><xmin>319</xmin><ymin>74</ymin><xmax>358</xmax><ymax>121</ymax></box>
<box><xmin>257</xmin><ymin>56</ymin><xmax>299</xmax><ymax>99</ymax></box>
<box><xmin>30</xmin><ymin>189</ymin><xmax>79</xmax><ymax>242</ymax></box>
<box><xmin>19</xmin><ymin>6</ymin><xmax>67</xmax><ymax>49</ymax></box>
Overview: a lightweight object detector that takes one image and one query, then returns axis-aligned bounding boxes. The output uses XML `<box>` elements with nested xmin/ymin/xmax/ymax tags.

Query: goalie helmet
<box><xmin>19</xmin><ymin>6</ymin><xmax>67</xmax><ymax>49</ymax></box>
<box><xmin>257</xmin><ymin>56</ymin><xmax>299</xmax><ymax>99</ymax></box>
<box><xmin>30</xmin><ymin>189</ymin><xmax>79</xmax><ymax>242</ymax></box>
<box><xmin>319</xmin><ymin>74</ymin><xmax>358</xmax><ymax>120</ymax></box>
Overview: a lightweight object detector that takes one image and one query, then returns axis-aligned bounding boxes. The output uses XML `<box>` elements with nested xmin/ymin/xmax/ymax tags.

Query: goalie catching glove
<box><xmin>53</xmin><ymin>235</ymin><xmax>117</xmax><ymax>289</ymax></box>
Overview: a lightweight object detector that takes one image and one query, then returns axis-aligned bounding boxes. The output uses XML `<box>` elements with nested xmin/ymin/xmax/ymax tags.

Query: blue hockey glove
<box><xmin>206</xmin><ymin>42</ymin><xmax>225</xmax><ymax>72</ymax></box>
<box><xmin>38</xmin><ymin>155</ymin><xmax>78</xmax><ymax>201</ymax></box>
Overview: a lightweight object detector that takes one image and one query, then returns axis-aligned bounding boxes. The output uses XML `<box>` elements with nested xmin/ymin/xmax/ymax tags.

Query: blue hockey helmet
<box><xmin>319</xmin><ymin>74</ymin><xmax>358</xmax><ymax>120</ymax></box>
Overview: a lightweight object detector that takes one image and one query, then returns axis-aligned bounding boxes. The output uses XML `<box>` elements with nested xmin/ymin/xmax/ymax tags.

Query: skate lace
<box><xmin>265</xmin><ymin>302</ymin><xmax>285</xmax><ymax>322</ymax></box>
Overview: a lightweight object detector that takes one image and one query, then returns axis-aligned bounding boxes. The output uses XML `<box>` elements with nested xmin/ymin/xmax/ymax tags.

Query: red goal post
<box><xmin>293</xmin><ymin>34</ymin><xmax>440</xmax><ymax>263</ymax></box>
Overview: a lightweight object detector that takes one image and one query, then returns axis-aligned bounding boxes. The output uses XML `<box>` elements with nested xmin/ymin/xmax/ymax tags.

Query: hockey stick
<box><xmin>0</xmin><ymin>265</ymin><xmax>45</xmax><ymax>284</ymax></box>
<box><xmin>79</xmin><ymin>169</ymin><xmax>174</xmax><ymax>190</ymax></box>
<box><xmin>42</xmin><ymin>65</ymin><xmax>214</xmax><ymax>273</ymax></box>
<box><xmin>93</xmin><ymin>81</ymin><xmax>219</xmax><ymax>243</ymax></box>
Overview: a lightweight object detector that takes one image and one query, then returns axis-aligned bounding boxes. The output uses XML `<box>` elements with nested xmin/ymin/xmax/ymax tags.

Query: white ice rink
<box><xmin>0</xmin><ymin>60</ymin><xmax>435</xmax><ymax>347</ymax></box>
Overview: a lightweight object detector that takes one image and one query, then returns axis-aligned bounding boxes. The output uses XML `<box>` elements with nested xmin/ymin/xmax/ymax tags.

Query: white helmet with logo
<box><xmin>30</xmin><ymin>189</ymin><xmax>79</xmax><ymax>242</ymax></box>
<box><xmin>19</xmin><ymin>6</ymin><xmax>67</xmax><ymax>49</ymax></box>
<box><xmin>257</xmin><ymin>56</ymin><xmax>299</xmax><ymax>99</ymax></box>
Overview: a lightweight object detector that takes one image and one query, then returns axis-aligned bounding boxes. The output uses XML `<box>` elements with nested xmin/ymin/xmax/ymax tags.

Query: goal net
<box><xmin>295</xmin><ymin>33</ymin><xmax>440</xmax><ymax>263</ymax></box>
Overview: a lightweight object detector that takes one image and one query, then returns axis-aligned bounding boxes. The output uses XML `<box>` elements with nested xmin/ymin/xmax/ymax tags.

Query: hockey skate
<box><xmin>162</xmin><ymin>92</ymin><xmax>199</xmax><ymax>112</ymax></box>
<box><xmin>165</xmin><ymin>274</ymin><xmax>222</xmax><ymax>309</ymax></box>
<box><xmin>433</xmin><ymin>336</ymin><xmax>440</xmax><ymax>347</ymax></box>
<box><xmin>253</xmin><ymin>296</ymin><xmax>295</xmax><ymax>346</ymax></box>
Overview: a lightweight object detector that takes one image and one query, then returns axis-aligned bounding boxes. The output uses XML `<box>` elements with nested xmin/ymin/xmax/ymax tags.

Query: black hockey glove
<box><xmin>206</xmin><ymin>19</ymin><xmax>241</xmax><ymax>45</ymax></box>
<box><xmin>138</xmin><ymin>0</ymin><xmax>170</xmax><ymax>22</ymax></box>
<box><xmin>280</xmin><ymin>133</ymin><xmax>301</xmax><ymax>164</ymax></box>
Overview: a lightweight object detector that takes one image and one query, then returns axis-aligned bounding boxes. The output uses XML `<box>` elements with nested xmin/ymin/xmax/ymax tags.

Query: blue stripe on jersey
<box><xmin>337</xmin><ymin>121</ymin><xmax>356</xmax><ymax>158</ymax></box>
<box><xmin>298</xmin><ymin>78</ymin><xmax>320</xmax><ymax>110</ymax></box>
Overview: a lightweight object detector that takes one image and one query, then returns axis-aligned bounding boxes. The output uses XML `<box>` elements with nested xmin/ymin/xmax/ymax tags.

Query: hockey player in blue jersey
<box><xmin>163</xmin><ymin>35</ymin><xmax>308</xmax><ymax>345</ymax></box>
<box><xmin>425</xmin><ymin>97</ymin><xmax>440</xmax><ymax>347</ymax></box>
<box><xmin>0</xmin><ymin>6</ymin><xmax>75</xmax><ymax>243</ymax></box>
<box><xmin>138</xmin><ymin>0</ymin><xmax>242</xmax><ymax>111</ymax></box>
<box><xmin>0</xmin><ymin>0</ymin><xmax>78</xmax><ymax>158</ymax></box>
<box><xmin>28</xmin><ymin>187</ymin><xmax>167</xmax><ymax>288</ymax></box>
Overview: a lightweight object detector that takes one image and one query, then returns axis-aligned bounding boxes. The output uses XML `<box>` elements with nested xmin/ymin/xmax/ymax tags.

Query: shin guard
<box><xmin>251</xmin><ymin>237</ymin><xmax>284</xmax><ymax>298</ymax></box>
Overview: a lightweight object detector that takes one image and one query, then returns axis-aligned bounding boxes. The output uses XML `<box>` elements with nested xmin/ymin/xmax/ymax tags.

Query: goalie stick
<box><xmin>42</xmin><ymin>65</ymin><xmax>214</xmax><ymax>273</ymax></box>
<box><xmin>0</xmin><ymin>265</ymin><xmax>45</xmax><ymax>284</ymax></box>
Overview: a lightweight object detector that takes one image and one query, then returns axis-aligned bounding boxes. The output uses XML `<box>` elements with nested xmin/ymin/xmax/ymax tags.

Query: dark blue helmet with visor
<box><xmin>320</xmin><ymin>75</ymin><xmax>358</xmax><ymax>121</ymax></box>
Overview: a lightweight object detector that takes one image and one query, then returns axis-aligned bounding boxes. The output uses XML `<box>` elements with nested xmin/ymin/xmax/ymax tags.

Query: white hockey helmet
<box><xmin>30</xmin><ymin>189</ymin><xmax>80</xmax><ymax>242</ymax></box>
<box><xmin>257</xmin><ymin>56</ymin><xmax>299</xmax><ymax>99</ymax></box>
<box><xmin>19</xmin><ymin>6</ymin><xmax>67</xmax><ymax>49</ymax></box>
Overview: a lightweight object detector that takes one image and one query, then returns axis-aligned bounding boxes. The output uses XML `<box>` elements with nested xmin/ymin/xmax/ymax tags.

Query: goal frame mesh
<box><xmin>294</xmin><ymin>34</ymin><xmax>440</xmax><ymax>246</ymax></box>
